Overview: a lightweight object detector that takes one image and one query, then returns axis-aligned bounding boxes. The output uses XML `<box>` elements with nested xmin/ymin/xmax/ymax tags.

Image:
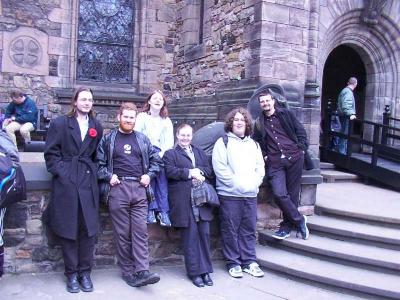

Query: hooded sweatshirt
<box><xmin>212</xmin><ymin>132</ymin><xmax>265</xmax><ymax>198</ymax></box>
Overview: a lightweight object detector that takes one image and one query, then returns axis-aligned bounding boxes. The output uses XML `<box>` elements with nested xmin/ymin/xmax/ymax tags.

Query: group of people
<box><xmin>0</xmin><ymin>85</ymin><xmax>313</xmax><ymax>292</ymax></box>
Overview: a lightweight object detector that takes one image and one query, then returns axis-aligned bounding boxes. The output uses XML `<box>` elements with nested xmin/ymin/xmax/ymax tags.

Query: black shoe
<box><xmin>124</xmin><ymin>270</ymin><xmax>160</xmax><ymax>287</ymax></box>
<box><xmin>272</xmin><ymin>228</ymin><xmax>291</xmax><ymax>240</ymax></box>
<box><xmin>202</xmin><ymin>273</ymin><xmax>213</xmax><ymax>286</ymax></box>
<box><xmin>191</xmin><ymin>276</ymin><xmax>205</xmax><ymax>287</ymax></box>
<box><xmin>122</xmin><ymin>273</ymin><xmax>137</xmax><ymax>287</ymax></box>
<box><xmin>298</xmin><ymin>215</ymin><xmax>309</xmax><ymax>240</ymax></box>
<box><xmin>66</xmin><ymin>274</ymin><xmax>80</xmax><ymax>293</ymax></box>
<box><xmin>147</xmin><ymin>210</ymin><xmax>157</xmax><ymax>224</ymax></box>
<box><xmin>79</xmin><ymin>273</ymin><xmax>93</xmax><ymax>292</ymax></box>
<box><xmin>157</xmin><ymin>212</ymin><xmax>172</xmax><ymax>227</ymax></box>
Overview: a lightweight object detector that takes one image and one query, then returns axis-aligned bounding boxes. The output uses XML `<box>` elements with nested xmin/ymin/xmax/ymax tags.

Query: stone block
<box><xmin>26</xmin><ymin>219</ymin><xmax>42</xmax><ymax>235</ymax></box>
<box><xmin>156</xmin><ymin>6</ymin><xmax>175</xmax><ymax>23</ymax></box>
<box><xmin>182</xmin><ymin>4</ymin><xmax>200</xmax><ymax>19</ymax></box>
<box><xmin>2</xmin><ymin>27</ymin><xmax>49</xmax><ymax>75</ymax></box>
<box><xmin>276</xmin><ymin>0</ymin><xmax>307</xmax><ymax>9</ymax></box>
<box><xmin>13</xmin><ymin>76</ymin><xmax>29</xmax><ymax>89</ymax></box>
<box><xmin>61</xmin><ymin>23</ymin><xmax>71</xmax><ymax>38</ymax></box>
<box><xmin>276</xmin><ymin>24</ymin><xmax>303</xmax><ymax>45</ymax></box>
<box><xmin>48</xmin><ymin>8</ymin><xmax>69</xmax><ymax>23</ymax></box>
<box><xmin>289</xmin><ymin>7</ymin><xmax>309</xmax><ymax>28</ymax></box>
<box><xmin>262</xmin><ymin>3</ymin><xmax>290</xmax><ymax>24</ymax></box>
<box><xmin>300</xmin><ymin>184</ymin><xmax>317</xmax><ymax>206</ymax></box>
<box><xmin>273</xmin><ymin>60</ymin><xmax>298</xmax><ymax>80</ymax></box>
<box><xmin>48</xmin><ymin>36</ymin><xmax>69</xmax><ymax>55</ymax></box>
<box><xmin>183</xmin><ymin>18</ymin><xmax>199</xmax><ymax>33</ymax></box>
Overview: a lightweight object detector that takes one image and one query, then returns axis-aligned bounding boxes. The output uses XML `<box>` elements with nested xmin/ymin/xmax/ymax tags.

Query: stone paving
<box><xmin>0</xmin><ymin>262</ymin><xmax>366</xmax><ymax>300</ymax></box>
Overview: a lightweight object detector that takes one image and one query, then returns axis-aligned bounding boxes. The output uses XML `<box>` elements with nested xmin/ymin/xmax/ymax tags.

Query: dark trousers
<box><xmin>267</xmin><ymin>155</ymin><xmax>304</xmax><ymax>232</ymax></box>
<box><xmin>180</xmin><ymin>211</ymin><xmax>213</xmax><ymax>277</ymax></box>
<box><xmin>57</xmin><ymin>202</ymin><xmax>95</xmax><ymax>277</ymax></box>
<box><xmin>148</xmin><ymin>168</ymin><xmax>169</xmax><ymax>213</ymax></box>
<box><xmin>108</xmin><ymin>180</ymin><xmax>149</xmax><ymax>276</ymax></box>
<box><xmin>338</xmin><ymin>116</ymin><xmax>349</xmax><ymax>154</ymax></box>
<box><xmin>219</xmin><ymin>197</ymin><xmax>257</xmax><ymax>268</ymax></box>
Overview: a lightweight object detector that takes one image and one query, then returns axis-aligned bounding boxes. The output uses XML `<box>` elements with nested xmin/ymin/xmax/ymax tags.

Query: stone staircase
<box><xmin>320</xmin><ymin>162</ymin><xmax>360</xmax><ymax>183</ymax></box>
<box><xmin>257</xmin><ymin>182</ymin><xmax>400</xmax><ymax>299</ymax></box>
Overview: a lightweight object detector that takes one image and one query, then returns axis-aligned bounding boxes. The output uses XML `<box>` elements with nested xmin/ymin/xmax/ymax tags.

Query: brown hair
<box><xmin>176</xmin><ymin>123</ymin><xmax>192</xmax><ymax>135</ymax></box>
<box><xmin>258</xmin><ymin>90</ymin><xmax>273</xmax><ymax>101</ymax></box>
<box><xmin>347</xmin><ymin>77</ymin><xmax>358</xmax><ymax>85</ymax></box>
<box><xmin>10</xmin><ymin>90</ymin><xmax>24</xmax><ymax>100</ymax></box>
<box><xmin>66</xmin><ymin>86</ymin><xmax>95</xmax><ymax>117</ymax></box>
<box><xmin>141</xmin><ymin>90</ymin><xmax>169</xmax><ymax>118</ymax></box>
<box><xmin>119</xmin><ymin>102</ymin><xmax>138</xmax><ymax>115</ymax></box>
<box><xmin>224</xmin><ymin>107</ymin><xmax>253</xmax><ymax>136</ymax></box>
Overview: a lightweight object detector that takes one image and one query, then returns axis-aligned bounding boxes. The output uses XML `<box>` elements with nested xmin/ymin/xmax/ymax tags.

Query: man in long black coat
<box><xmin>44</xmin><ymin>87</ymin><xmax>103</xmax><ymax>293</ymax></box>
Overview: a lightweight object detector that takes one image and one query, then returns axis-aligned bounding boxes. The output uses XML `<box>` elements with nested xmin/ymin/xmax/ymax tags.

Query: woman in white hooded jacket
<box><xmin>212</xmin><ymin>107</ymin><xmax>265</xmax><ymax>279</ymax></box>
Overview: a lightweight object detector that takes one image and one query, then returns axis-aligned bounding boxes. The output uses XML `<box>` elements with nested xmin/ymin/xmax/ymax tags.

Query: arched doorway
<box><xmin>321</xmin><ymin>45</ymin><xmax>367</xmax><ymax>145</ymax></box>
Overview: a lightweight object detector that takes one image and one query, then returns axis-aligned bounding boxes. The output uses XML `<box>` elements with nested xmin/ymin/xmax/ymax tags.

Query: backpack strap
<box><xmin>222</xmin><ymin>134</ymin><xmax>228</xmax><ymax>148</ymax></box>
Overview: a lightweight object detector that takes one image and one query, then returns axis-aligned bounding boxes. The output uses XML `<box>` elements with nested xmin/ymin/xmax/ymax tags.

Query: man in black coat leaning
<box><xmin>44</xmin><ymin>87</ymin><xmax>103</xmax><ymax>293</ymax></box>
<box><xmin>253</xmin><ymin>91</ymin><xmax>309</xmax><ymax>240</ymax></box>
<box><xmin>97</xmin><ymin>102</ymin><xmax>162</xmax><ymax>288</ymax></box>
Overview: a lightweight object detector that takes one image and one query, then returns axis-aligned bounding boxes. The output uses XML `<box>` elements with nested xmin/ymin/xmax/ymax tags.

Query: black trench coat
<box><xmin>163</xmin><ymin>145</ymin><xmax>214</xmax><ymax>228</ymax></box>
<box><xmin>44</xmin><ymin>115</ymin><xmax>103</xmax><ymax>240</ymax></box>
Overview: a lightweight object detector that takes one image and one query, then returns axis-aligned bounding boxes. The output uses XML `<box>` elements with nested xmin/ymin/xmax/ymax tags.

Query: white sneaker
<box><xmin>228</xmin><ymin>265</ymin><xmax>243</xmax><ymax>278</ymax></box>
<box><xmin>243</xmin><ymin>262</ymin><xmax>264</xmax><ymax>277</ymax></box>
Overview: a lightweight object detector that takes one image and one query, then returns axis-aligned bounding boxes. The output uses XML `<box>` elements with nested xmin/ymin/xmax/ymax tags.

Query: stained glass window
<box><xmin>77</xmin><ymin>0</ymin><xmax>134</xmax><ymax>83</ymax></box>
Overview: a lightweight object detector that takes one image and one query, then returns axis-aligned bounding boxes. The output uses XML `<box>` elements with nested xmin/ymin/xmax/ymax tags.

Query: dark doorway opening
<box><xmin>321</xmin><ymin>45</ymin><xmax>367</xmax><ymax>146</ymax></box>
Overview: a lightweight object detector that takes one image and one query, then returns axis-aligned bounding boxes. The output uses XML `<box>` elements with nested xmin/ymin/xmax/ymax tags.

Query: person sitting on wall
<box><xmin>3</xmin><ymin>90</ymin><xmax>38</xmax><ymax>147</ymax></box>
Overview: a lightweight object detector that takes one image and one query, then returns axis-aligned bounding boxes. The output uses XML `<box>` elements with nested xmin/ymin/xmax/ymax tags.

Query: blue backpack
<box><xmin>0</xmin><ymin>152</ymin><xmax>26</xmax><ymax>208</ymax></box>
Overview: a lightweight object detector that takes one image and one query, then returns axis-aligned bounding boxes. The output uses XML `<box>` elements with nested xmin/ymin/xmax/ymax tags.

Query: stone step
<box><xmin>316</xmin><ymin>205</ymin><xmax>400</xmax><ymax>227</ymax></box>
<box><xmin>307</xmin><ymin>215</ymin><xmax>400</xmax><ymax>247</ymax></box>
<box><xmin>319</xmin><ymin>162</ymin><xmax>335</xmax><ymax>169</ymax></box>
<box><xmin>316</xmin><ymin>182</ymin><xmax>400</xmax><ymax>226</ymax></box>
<box><xmin>256</xmin><ymin>244</ymin><xmax>400</xmax><ymax>299</ymax></box>
<box><xmin>320</xmin><ymin>169</ymin><xmax>360</xmax><ymax>183</ymax></box>
<box><xmin>259</xmin><ymin>230</ymin><xmax>400</xmax><ymax>272</ymax></box>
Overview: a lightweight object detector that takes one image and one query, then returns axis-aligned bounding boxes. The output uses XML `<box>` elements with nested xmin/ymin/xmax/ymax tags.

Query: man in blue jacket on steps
<box><xmin>3</xmin><ymin>90</ymin><xmax>38</xmax><ymax>147</ymax></box>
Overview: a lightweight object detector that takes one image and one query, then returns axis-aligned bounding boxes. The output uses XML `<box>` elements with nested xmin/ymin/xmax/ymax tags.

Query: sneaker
<box><xmin>133</xmin><ymin>270</ymin><xmax>160</xmax><ymax>287</ymax></box>
<box><xmin>272</xmin><ymin>228</ymin><xmax>291</xmax><ymax>240</ymax></box>
<box><xmin>157</xmin><ymin>212</ymin><xmax>171</xmax><ymax>227</ymax></box>
<box><xmin>228</xmin><ymin>265</ymin><xmax>243</xmax><ymax>278</ymax></box>
<box><xmin>298</xmin><ymin>215</ymin><xmax>309</xmax><ymax>240</ymax></box>
<box><xmin>243</xmin><ymin>262</ymin><xmax>264</xmax><ymax>277</ymax></box>
<box><xmin>147</xmin><ymin>210</ymin><xmax>157</xmax><ymax>224</ymax></box>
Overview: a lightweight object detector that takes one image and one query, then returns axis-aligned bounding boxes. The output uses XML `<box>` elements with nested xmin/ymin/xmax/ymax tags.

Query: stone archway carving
<box><xmin>318</xmin><ymin>9</ymin><xmax>400</xmax><ymax>123</ymax></box>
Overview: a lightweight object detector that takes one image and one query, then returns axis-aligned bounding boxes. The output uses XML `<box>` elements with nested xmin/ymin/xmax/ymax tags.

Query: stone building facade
<box><xmin>1</xmin><ymin>0</ymin><xmax>399</xmax><ymax>273</ymax></box>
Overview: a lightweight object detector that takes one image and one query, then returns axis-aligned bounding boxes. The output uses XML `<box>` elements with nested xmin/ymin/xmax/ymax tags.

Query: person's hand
<box><xmin>2</xmin><ymin>118</ymin><xmax>12</xmax><ymax>126</ymax></box>
<box><xmin>264</xmin><ymin>155</ymin><xmax>268</xmax><ymax>162</ymax></box>
<box><xmin>109</xmin><ymin>174</ymin><xmax>120</xmax><ymax>186</ymax></box>
<box><xmin>189</xmin><ymin>168</ymin><xmax>202</xmax><ymax>178</ymax></box>
<box><xmin>140</xmin><ymin>174</ymin><xmax>151</xmax><ymax>187</ymax></box>
<box><xmin>350</xmin><ymin>115</ymin><xmax>356</xmax><ymax>120</ymax></box>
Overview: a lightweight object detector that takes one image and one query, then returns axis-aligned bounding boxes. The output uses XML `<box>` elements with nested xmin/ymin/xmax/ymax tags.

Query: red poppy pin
<box><xmin>88</xmin><ymin>128</ymin><xmax>97</xmax><ymax>138</ymax></box>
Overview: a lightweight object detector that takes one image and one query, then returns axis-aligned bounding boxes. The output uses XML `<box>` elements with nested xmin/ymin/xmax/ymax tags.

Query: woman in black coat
<box><xmin>163</xmin><ymin>124</ymin><xmax>214</xmax><ymax>288</ymax></box>
<box><xmin>44</xmin><ymin>87</ymin><xmax>103</xmax><ymax>293</ymax></box>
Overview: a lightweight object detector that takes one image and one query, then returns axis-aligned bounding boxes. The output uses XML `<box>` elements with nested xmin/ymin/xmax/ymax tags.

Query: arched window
<box><xmin>76</xmin><ymin>0</ymin><xmax>134</xmax><ymax>83</ymax></box>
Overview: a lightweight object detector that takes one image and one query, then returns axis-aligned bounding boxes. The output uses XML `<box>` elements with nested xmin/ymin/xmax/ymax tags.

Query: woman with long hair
<box><xmin>135</xmin><ymin>90</ymin><xmax>173</xmax><ymax>226</ymax></box>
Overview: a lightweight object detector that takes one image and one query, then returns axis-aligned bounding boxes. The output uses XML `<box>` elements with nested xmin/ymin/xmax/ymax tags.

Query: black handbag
<box><xmin>204</xmin><ymin>182</ymin><xmax>220</xmax><ymax>207</ymax></box>
<box><xmin>191</xmin><ymin>180</ymin><xmax>207</xmax><ymax>207</ymax></box>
